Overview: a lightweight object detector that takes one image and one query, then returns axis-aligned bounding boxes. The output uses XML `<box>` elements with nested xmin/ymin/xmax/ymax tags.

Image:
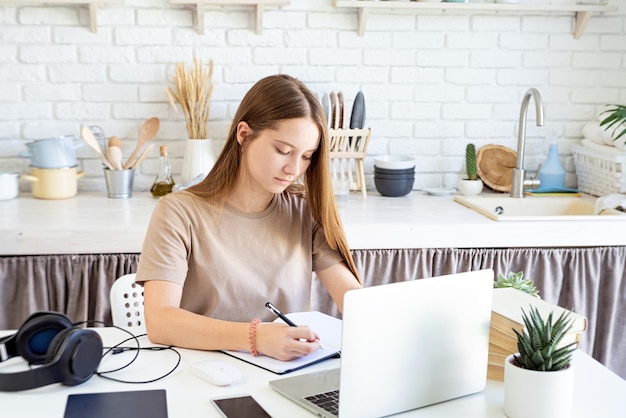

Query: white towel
<box><xmin>608</xmin><ymin>129</ymin><xmax>626</xmax><ymax>150</ymax></box>
<box><xmin>594</xmin><ymin>194</ymin><xmax>626</xmax><ymax>215</ymax></box>
<box><xmin>580</xmin><ymin>139</ymin><xmax>626</xmax><ymax>155</ymax></box>
<box><xmin>583</xmin><ymin>122</ymin><xmax>614</xmax><ymax>145</ymax></box>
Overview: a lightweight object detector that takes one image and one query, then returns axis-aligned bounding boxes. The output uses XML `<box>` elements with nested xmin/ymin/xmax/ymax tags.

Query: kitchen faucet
<box><xmin>510</xmin><ymin>88</ymin><xmax>544</xmax><ymax>198</ymax></box>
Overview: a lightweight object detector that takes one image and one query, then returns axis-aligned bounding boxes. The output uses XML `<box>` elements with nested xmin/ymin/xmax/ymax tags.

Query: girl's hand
<box><xmin>255</xmin><ymin>323</ymin><xmax>321</xmax><ymax>361</ymax></box>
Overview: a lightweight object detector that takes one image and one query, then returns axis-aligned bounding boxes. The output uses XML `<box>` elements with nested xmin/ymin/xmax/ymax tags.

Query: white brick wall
<box><xmin>0</xmin><ymin>1</ymin><xmax>625</xmax><ymax>193</ymax></box>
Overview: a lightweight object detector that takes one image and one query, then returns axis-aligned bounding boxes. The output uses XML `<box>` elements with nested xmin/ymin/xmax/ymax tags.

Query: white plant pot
<box><xmin>458</xmin><ymin>178</ymin><xmax>483</xmax><ymax>196</ymax></box>
<box><xmin>504</xmin><ymin>354</ymin><xmax>574</xmax><ymax>418</ymax></box>
<box><xmin>181</xmin><ymin>139</ymin><xmax>215</xmax><ymax>185</ymax></box>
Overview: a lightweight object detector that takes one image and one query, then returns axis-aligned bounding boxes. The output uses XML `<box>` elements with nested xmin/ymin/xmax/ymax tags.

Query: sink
<box><xmin>454</xmin><ymin>195</ymin><xmax>626</xmax><ymax>221</ymax></box>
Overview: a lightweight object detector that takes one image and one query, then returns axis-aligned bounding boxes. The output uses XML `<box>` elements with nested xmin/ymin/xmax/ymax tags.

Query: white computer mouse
<box><xmin>191</xmin><ymin>360</ymin><xmax>243</xmax><ymax>386</ymax></box>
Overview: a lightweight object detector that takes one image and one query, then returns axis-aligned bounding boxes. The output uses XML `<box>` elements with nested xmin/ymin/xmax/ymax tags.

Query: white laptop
<box><xmin>269</xmin><ymin>269</ymin><xmax>494</xmax><ymax>418</ymax></box>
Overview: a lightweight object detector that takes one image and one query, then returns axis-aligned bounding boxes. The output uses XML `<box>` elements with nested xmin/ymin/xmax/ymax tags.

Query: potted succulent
<box><xmin>458</xmin><ymin>143</ymin><xmax>483</xmax><ymax>195</ymax></box>
<box><xmin>503</xmin><ymin>306</ymin><xmax>577</xmax><ymax>418</ymax></box>
<box><xmin>599</xmin><ymin>104</ymin><xmax>626</xmax><ymax>144</ymax></box>
<box><xmin>494</xmin><ymin>271</ymin><xmax>539</xmax><ymax>297</ymax></box>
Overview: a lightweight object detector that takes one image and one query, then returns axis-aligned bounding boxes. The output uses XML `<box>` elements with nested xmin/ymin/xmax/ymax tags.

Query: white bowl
<box><xmin>374</xmin><ymin>155</ymin><xmax>416</xmax><ymax>170</ymax></box>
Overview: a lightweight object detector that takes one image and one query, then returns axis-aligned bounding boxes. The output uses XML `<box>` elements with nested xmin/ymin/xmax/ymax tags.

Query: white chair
<box><xmin>110</xmin><ymin>273</ymin><xmax>146</xmax><ymax>334</ymax></box>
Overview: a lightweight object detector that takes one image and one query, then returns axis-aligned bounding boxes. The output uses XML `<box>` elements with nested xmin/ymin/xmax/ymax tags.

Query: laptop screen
<box><xmin>270</xmin><ymin>269</ymin><xmax>494</xmax><ymax>418</ymax></box>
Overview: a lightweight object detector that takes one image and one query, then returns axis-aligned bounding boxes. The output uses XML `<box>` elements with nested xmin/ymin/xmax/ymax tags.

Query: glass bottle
<box><xmin>150</xmin><ymin>145</ymin><xmax>175</xmax><ymax>198</ymax></box>
<box><xmin>539</xmin><ymin>143</ymin><xmax>566</xmax><ymax>189</ymax></box>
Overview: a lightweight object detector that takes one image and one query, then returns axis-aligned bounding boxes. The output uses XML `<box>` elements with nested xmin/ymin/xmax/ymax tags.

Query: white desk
<box><xmin>1</xmin><ymin>328</ymin><xmax>625</xmax><ymax>417</ymax></box>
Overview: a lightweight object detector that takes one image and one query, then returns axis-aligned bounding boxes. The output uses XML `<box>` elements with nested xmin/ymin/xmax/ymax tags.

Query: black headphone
<box><xmin>0</xmin><ymin>311</ymin><xmax>103</xmax><ymax>392</ymax></box>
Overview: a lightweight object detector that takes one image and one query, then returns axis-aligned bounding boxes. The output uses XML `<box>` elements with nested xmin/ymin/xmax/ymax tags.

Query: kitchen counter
<box><xmin>2</xmin><ymin>191</ymin><xmax>626</xmax><ymax>380</ymax></box>
<box><xmin>1</xmin><ymin>191</ymin><xmax>625</xmax><ymax>255</ymax></box>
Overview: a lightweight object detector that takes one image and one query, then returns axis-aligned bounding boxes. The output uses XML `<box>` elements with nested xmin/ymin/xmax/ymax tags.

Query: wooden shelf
<box><xmin>0</xmin><ymin>0</ymin><xmax>123</xmax><ymax>32</ymax></box>
<box><xmin>333</xmin><ymin>1</ymin><xmax>618</xmax><ymax>39</ymax></box>
<box><xmin>169</xmin><ymin>0</ymin><xmax>290</xmax><ymax>35</ymax></box>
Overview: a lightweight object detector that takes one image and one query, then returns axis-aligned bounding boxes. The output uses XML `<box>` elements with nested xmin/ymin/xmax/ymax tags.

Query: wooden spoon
<box><xmin>107</xmin><ymin>136</ymin><xmax>124</xmax><ymax>169</ymax></box>
<box><xmin>107</xmin><ymin>145</ymin><xmax>123</xmax><ymax>170</ymax></box>
<box><xmin>129</xmin><ymin>143</ymin><xmax>155</xmax><ymax>170</ymax></box>
<box><xmin>123</xmin><ymin>117</ymin><xmax>160</xmax><ymax>169</ymax></box>
<box><xmin>81</xmin><ymin>126</ymin><xmax>113</xmax><ymax>169</ymax></box>
<box><xmin>108</xmin><ymin>135</ymin><xmax>123</xmax><ymax>149</ymax></box>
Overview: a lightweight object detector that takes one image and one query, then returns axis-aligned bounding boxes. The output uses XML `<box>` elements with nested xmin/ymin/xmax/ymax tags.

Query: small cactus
<box><xmin>465</xmin><ymin>143</ymin><xmax>478</xmax><ymax>180</ymax></box>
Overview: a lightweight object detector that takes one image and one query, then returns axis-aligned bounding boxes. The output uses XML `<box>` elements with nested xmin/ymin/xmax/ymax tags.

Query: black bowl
<box><xmin>374</xmin><ymin>172</ymin><xmax>415</xmax><ymax>181</ymax></box>
<box><xmin>374</xmin><ymin>176</ymin><xmax>414</xmax><ymax>197</ymax></box>
<box><xmin>373</xmin><ymin>165</ymin><xmax>415</xmax><ymax>175</ymax></box>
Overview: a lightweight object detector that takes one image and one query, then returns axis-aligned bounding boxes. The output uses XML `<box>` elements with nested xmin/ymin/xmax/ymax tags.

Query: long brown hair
<box><xmin>188</xmin><ymin>74</ymin><xmax>360</xmax><ymax>283</ymax></box>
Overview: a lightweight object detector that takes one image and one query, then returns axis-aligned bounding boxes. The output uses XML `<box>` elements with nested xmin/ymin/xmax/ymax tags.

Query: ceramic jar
<box><xmin>0</xmin><ymin>172</ymin><xmax>19</xmax><ymax>200</ymax></box>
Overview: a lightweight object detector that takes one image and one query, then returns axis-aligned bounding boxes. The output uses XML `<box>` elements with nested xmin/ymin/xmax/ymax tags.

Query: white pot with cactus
<box><xmin>458</xmin><ymin>143</ymin><xmax>483</xmax><ymax>195</ymax></box>
<box><xmin>166</xmin><ymin>57</ymin><xmax>215</xmax><ymax>185</ymax></box>
<box><xmin>504</xmin><ymin>306</ymin><xmax>577</xmax><ymax>418</ymax></box>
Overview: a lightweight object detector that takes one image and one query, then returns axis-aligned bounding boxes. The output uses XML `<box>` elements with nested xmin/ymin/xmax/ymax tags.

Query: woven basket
<box><xmin>571</xmin><ymin>144</ymin><xmax>626</xmax><ymax>196</ymax></box>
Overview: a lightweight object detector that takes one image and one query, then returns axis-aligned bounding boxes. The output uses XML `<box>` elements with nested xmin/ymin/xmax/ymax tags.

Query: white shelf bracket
<box><xmin>88</xmin><ymin>3</ymin><xmax>97</xmax><ymax>33</ymax></box>
<box><xmin>255</xmin><ymin>4</ymin><xmax>263</xmax><ymax>35</ymax></box>
<box><xmin>573</xmin><ymin>11</ymin><xmax>591</xmax><ymax>40</ymax></box>
<box><xmin>357</xmin><ymin>7</ymin><xmax>368</xmax><ymax>37</ymax></box>
<box><xmin>196</xmin><ymin>3</ymin><xmax>205</xmax><ymax>35</ymax></box>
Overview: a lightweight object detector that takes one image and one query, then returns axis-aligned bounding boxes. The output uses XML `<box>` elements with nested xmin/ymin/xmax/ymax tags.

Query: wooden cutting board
<box><xmin>477</xmin><ymin>145</ymin><xmax>517</xmax><ymax>192</ymax></box>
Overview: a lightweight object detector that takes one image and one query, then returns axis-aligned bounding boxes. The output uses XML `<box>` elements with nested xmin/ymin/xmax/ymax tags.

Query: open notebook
<box><xmin>221</xmin><ymin>311</ymin><xmax>342</xmax><ymax>374</ymax></box>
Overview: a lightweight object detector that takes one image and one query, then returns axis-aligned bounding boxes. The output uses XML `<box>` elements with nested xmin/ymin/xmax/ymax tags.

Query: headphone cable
<box><xmin>76</xmin><ymin>320</ymin><xmax>182</xmax><ymax>384</ymax></box>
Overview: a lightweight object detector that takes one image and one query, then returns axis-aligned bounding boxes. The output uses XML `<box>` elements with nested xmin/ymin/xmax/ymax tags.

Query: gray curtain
<box><xmin>312</xmin><ymin>247</ymin><xmax>626</xmax><ymax>380</ymax></box>
<box><xmin>1</xmin><ymin>247</ymin><xmax>625</xmax><ymax>379</ymax></box>
<box><xmin>0</xmin><ymin>254</ymin><xmax>139</xmax><ymax>328</ymax></box>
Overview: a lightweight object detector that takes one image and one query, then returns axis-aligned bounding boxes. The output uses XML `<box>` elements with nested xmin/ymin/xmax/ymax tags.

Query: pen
<box><xmin>265</xmin><ymin>302</ymin><xmax>323</xmax><ymax>350</ymax></box>
<box><xmin>265</xmin><ymin>302</ymin><xmax>297</xmax><ymax>327</ymax></box>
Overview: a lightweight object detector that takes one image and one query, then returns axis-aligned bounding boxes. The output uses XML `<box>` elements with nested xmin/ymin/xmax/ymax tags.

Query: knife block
<box><xmin>328</xmin><ymin>128</ymin><xmax>371</xmax><ymax>198</ymax></box>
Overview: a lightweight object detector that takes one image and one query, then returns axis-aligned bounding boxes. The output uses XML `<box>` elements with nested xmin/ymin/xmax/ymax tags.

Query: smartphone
<box><xmin>211</xmin><ymin>395</ymin><xmax>272</xmax><ymax>418</ymax></box>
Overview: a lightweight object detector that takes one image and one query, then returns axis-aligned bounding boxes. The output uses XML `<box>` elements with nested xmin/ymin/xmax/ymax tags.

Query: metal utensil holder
<box><xmin>328</xmin><ymin>128</ymin><xmax>371</xmax><ymax>198</ymax></box>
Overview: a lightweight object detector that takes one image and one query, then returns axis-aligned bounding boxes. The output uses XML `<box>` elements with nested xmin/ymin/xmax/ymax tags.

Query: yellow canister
<box><xmin>21</xmin><ymin>166</ymin><xmax>85</xmax><ymax>199</ymax></box>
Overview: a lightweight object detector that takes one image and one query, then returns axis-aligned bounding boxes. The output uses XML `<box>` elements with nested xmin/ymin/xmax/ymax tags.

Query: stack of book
<box><xmin>487</xmin><ymin>288</ymin><xmax>588</xmax><ymax>381</ymax></box>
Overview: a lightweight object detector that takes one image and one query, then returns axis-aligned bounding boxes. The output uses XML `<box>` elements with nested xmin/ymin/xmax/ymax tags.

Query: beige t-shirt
<box><xmin>136</xmin><ymin>190</ymin><xmax>343</xmax><ymax>322</ymax></box>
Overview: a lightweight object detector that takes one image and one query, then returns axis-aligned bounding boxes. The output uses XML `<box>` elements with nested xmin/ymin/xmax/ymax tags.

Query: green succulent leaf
<box><xmin>513</xmin><ymin>305</ymin><xmax>576</xmax><ymax>372</ymax></box>
<box><xmin>494</xmin><ymin>271</ymin><xmax>539</xmax><ymax>297</ymax></box>
<box><xmin>600</xmin><ymin>104</ymin><xmax>626</xmax><ymax>144</ymax></box>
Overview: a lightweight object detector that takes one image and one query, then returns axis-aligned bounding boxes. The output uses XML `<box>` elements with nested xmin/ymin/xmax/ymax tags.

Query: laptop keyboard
<box><xmin>305</xmin><ymin>390</ymin><xmax>340</xmax><ymax>416</ymax></box>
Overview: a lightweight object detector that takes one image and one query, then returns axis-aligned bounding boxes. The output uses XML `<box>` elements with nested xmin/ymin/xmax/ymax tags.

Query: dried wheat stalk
<box><xmin>166</xmin><ymin>57</ymin><xmax>214</xmax><ymax>139</ymax></box>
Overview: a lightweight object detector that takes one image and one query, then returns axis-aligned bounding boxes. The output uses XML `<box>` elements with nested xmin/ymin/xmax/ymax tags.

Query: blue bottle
<box><xmin>539</xmin><ymin>143</ymin><xmax>565</xmax><ymax>189</ymax></box>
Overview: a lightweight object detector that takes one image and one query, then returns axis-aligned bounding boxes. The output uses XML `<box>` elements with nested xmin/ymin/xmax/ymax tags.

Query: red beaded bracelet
<box><xmin>249</xmin><ymin>318</ymin><xmax>261</xmax><ymax>357</ymax></box>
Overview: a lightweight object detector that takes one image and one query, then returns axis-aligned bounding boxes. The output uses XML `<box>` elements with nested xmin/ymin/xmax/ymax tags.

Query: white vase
<box><xmin>181</xmin><ymin>139</ymin><xmax>215</xmax><ymax>185</ymax></box>
<box><xmin>504</xmin><ymin>354</ymin><xmax>574</xmax><ymax>418</ymax></box>
<box><xmin>458</xmin><ymin>179</ymin><xmax>483</xmax><ymax>196</ymax></box>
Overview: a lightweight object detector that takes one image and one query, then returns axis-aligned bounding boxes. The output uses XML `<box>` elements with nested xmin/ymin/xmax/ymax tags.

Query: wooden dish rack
<box><xmin>328</xmin><ymin>128</ymin><xmax>371</xmax><ymax>198</ymax></box>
